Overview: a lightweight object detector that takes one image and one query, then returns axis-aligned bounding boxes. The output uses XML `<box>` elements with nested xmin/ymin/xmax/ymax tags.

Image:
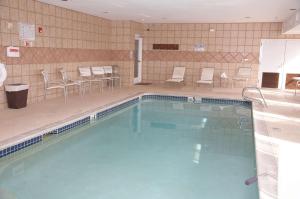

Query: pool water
<box><xmin>0</xmin><ymin>100</ymin><xmax>258</xmax><ymax>199</ymax></box>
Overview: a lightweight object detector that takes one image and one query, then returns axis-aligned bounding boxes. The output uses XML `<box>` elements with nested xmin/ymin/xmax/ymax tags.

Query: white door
<box><xmin>283</xmin><ymin>40</ymin><xmax>300</xmax><ymax>89</ymax></box>
<box><xmin>259</xmin><ymin>39</ymin><xmax>300</xmax><ymax>89</ymax></box>
<box><xmin>133</xmin><ymin>37</ymin><xmax>143</xmax><ymax>84</ymax></box>
<box><xmin>259</xmin><ymin>39</ymin><xmax>286</xmax><ymax>89</ymax></box>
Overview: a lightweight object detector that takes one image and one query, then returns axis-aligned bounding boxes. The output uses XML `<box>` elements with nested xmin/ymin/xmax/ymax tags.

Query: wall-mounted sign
<box><xmin>194</xmin><ymin>43</ymin><xmax>205</xmax><ymax>52</ymax></box>
<box><xmin>19</xmin><ymin>23</ymin><xmax>35</xmax><ymax>41</ymax></box>
<box><xmin>6</xmin><ymin>46</ymin><xmax>20</xmax><ymax>57</ymax></box>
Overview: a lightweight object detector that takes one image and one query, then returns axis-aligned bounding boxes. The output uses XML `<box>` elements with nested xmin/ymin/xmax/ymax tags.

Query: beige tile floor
<box><xmin>0</xmin><ymin>85</ymin><xmax>300</xmax><ymax>199</ymax></box>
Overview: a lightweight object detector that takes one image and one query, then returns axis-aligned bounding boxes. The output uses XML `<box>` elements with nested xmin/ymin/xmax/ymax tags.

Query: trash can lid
<box><xmin>5</xmin><ymin>84</ymin><xmax>29</xmax><ymax>92</ymax></box>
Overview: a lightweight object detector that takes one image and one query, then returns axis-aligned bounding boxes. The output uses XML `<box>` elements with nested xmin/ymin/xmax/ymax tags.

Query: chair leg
<box><xmin>111</xmin><ymin>80</ymin><xmax>113</xmax><ymax>91</ymax></box>
<box><xmin>64</xmin><ymin>87</ymin><xmax>67</xmax><ymax>103</ymax></box>
<box><xmin>99</xmin><ymin>81</ymin><xmax>103</xmax><ymax>93</ymax></box>
<box><xmin>295</xmin><ymin>81</ymin><xmax>299</xmax><ymax>96</ymax></box>
<box><xmin>79</xmin><ymin>84</ymin><xmax>83</xmax><ymax>97</ymax></box>
<box><xmin>81</xmin><ymin>83</ymin><xmax>84</xmax><ymax>96</ymax></box>
<box><xmin>44</xmin><ymin>89</ymin><xmax>47</xmax><ymax>100</ymax></box>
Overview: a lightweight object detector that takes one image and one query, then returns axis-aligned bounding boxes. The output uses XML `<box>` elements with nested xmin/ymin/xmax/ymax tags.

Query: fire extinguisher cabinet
<box><xmin>5</xmin><ymin>84</ymin><xmax>29</xmax><ymax>109</ymax></box>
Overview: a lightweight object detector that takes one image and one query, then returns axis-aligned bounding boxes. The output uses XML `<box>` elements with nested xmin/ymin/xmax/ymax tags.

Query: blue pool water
<box><xmin>0</xmin><ymin>100</ymin><xmax>258</xmax><ymax>199</ymax></box>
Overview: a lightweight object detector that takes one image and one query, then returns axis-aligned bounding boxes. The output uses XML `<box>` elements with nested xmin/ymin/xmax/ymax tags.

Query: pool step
<box><xmin>239</xmin><ymin>116</ymin><xmax>252</xmax><ymax>131</ymax></box>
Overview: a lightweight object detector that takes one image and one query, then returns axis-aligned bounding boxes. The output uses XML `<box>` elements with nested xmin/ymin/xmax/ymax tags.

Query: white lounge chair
<box><xmin>91</xmin><ymin>66</ymin><xmax>114</xmax><ymax>91</ymax></box>
<box><xmin>78</xmin><ymin>67</ymin><xmax>103</xmax><ymax>92</ymax></box>
<box><xmin>103</xmin><ymin>66</ymin><xmax>121</xmax><ymax>89</ymax></box>
<box><xmin>41</xmin><ymin>70</ymin><xmax>67</xmax><ymax>103</ymax></box>
<box><xmin>232</xmin><ymin>67</ymin><xmax>252</xmax><ymax>88</ymax></box>
<box><xmin>166</xmin><ymin>66</ymin><xmax>186</xmax><ymax>84</ymax></box>
<box><xmin>196</xmin><ymin>67</ymin><xmax>214</xmax><ymax>87</ymax></box>
<box><xmin>59</xmin><ymin>69</ymin><xmax>84</xmax><ymax>96</ymax></box>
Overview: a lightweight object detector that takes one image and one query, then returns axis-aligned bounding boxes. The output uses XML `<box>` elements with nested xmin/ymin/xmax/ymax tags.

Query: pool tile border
<box><xmin>0</xmin><ymin>136</ymin><xmax>42</xmax><ymax>158</ymax></box>
<box><xmin>202</xmin><ymin>97</ymin><xmax>252</xmax><ymax>107</ymax></box>
<box><xmin>142</xmin><ymin>94</ymin><xmax>188</xmax><ymax>102</ymax></box>
<box><xmin>52</xmin><ymin>117</ymin><xmax>91</xmax><ymax>134</ymax></box>
<box><xmin>96</xmin><ymin>97</ymin><xmax>139</xmax><ymax>119</ymax></box>
<box><xmin>0</xmin><ymin>94</ymin><xmax>250</xmax><ymax>159</ymax></box>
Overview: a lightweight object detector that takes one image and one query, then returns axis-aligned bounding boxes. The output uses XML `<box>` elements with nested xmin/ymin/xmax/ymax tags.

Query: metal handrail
<box><xmin>242</xmin><ymin>87</ymin><xmax>268</xmax><ymax>107</ymax></box>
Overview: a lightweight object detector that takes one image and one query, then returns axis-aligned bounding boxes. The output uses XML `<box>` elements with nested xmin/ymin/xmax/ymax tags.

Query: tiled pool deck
<box><xmin>0</xmin><ymin>85</ymin><xmax>300</xmax><ymax>199</ymax></box>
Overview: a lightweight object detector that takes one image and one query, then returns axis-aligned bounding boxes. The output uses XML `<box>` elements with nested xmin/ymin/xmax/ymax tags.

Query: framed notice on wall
<box><xmin>19</xmin><ymin>23</ymin><xmax>35</xmax><ymax>41</ymax></box>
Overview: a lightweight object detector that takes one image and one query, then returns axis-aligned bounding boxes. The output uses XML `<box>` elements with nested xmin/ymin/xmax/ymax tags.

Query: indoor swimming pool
<box><xmin>0</xmin><ymin>96</ymin><xmax>258</xmax><ymax>199</ymax></box>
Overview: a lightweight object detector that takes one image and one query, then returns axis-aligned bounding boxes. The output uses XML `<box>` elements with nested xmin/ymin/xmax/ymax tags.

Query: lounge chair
<box><xmin>232</xmin><ymin>67</ymin><xmax>252</xmax><ymax>88</ymax></box>
<box><xmin>166</xmin><ymin>66</ymin><xmax>186</xmax><ymax>84</ymax></box>
<box><xmin>41</xmin><ymin>70</ymin><xmax>67</xmax><ymax>103</ymax></box>
<box><xmin>103</xmin><ymin>66</ymin><xmax>121</xmax><ymax>89</ymax></box>
<box><xmin>196</xmin><ymin>67</ymin><xmax>214</xmax><ymax>87</ymax></box>
<box><xmin>59</xmin><ymin>68</ymin><xmax>84</xmax><ymax>96</ymax></box>
<box><xmin>91</xmin><ymin>66</ymin><xmax>114</xmax><ymax>91</ymax></box>
<box><xmin>78</xmin><ymin>67</ymin><xmax>103</xmax><ymax>92</ymax></box>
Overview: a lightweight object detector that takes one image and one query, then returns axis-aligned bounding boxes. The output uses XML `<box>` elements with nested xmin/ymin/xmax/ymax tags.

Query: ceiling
<box><xmin>39</xmin><ymin>0</ymin><xmax>300</xmax><ymax>23</ymax></box>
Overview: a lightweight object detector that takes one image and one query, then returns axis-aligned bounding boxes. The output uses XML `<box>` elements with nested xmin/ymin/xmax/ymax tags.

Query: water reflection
<box><xmin>193</xmin><ymin>144</ymin><xmax>202</xmax><ymax>164</ymax></box>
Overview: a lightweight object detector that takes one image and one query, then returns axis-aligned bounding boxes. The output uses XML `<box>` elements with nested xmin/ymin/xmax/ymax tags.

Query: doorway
<box><xmin>259</xmin><ymin>39</ymin><xmax>300</xmax><ymax>90</ymax></box>
<box><xmin>134</xmin><ymin>35</ymin><xmax>143</xmax><ymax>84</ymax></box>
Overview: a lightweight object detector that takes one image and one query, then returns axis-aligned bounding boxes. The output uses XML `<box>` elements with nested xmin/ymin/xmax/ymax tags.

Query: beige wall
<box><xmin>110</xmin><ymin>20</ymin><xmax>144</xmax><ymax>86</ymax></box>
<box><xmin>142</xmin><ymin>23</ymin><xmax>300</xmax><ymax>87</ymax></box>
<box><xmin>0</xmin><ymin>0</ymin><xmax>142</xmax><ymax>109</ymax></box>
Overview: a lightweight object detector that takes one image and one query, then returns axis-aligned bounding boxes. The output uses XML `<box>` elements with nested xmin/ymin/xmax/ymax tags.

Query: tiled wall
<box><xmin>0</xmin><ymin>0</ymin><xmax>142</xmax><ymax>109</ymax></box>
<box><xmin>0</xmin><ymin>0</ymin><xmax>111</xmax><ymax>49</ymax></box>
<box><xmin>110</xmin><ymin>21</ymin><xmax>144</xmax><ymax>86</ymax></box>
<box><xmin>142</xmin><ymin>23</ymin><xmax>300</xmax><ymax>86</ymax></box>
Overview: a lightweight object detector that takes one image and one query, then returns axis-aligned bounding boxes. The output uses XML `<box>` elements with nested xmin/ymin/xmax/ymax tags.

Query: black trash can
<box><xmin>5</xmin><ymin>84</ymin><xmax>29</xmax><ymax>109</ymax></box>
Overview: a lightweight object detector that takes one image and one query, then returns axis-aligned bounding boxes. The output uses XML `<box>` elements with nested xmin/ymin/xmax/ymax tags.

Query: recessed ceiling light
<box><xmin>209</xmin><ymin>28</ymin><xmax>215</xmax><ymax>32</ymax></box>
<box><xmin>139</xmin><ymin>13</ymin><xmax>151</xmax><ymax>18</ymax></box>
<box><xmin>111</xmin><ymin>3</ymin><xmax>125</xmax><ymax>8</ymax></box>
<box><xmin>141</xmin><ymin>19</ymin><xmax>145</xmax><ymax>21</ymax></box>
<box><xmin>244</xmin><ymin>16</ymin><xmax>251</xmax><ymax>19</ymax></box>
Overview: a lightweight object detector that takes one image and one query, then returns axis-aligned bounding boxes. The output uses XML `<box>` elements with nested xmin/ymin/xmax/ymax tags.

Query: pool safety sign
<box><xmin>19</xmin><ymin>23</ymin><xmax>35</xmax><ymax>41</ymax></box>
<box><xmin>6</xmin><ymin>46</ymin><xmax>20</xmax><ymax>58</ymax></box>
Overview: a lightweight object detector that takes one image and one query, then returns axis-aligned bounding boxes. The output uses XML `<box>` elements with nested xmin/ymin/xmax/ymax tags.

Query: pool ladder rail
<box><xmin>242</xmin><ymin>87</ymin><xmax>268</xmax><ymax>108</ymax></box>
<box><xmin>245</xmin><ymin>172</ymin><xmax>277</xmax><ymax>186</ymax></box>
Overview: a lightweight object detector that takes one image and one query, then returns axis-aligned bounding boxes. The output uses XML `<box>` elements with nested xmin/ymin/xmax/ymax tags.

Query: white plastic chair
<box><xmin>166</xmin><ymin>66</ymin><xmax>186</xmax><ymax>83</ymax></box>
<box><xmin>78</xmin><ymin>67</ymin><xmax>103</xmax><ymax>92</ymax></box>
<box><xmin>59</xmin><ymin>69</ymin><xmax>84</xmax><ymax>96</ymax></box>
<box><xmin>41</xmin><ymin>70</ymin><xmax>67</xmax><ymax>103</ymax></box>
<box><xmin>232</xmin><ymin>67</ymin><xmax>252</xmax><ymax>88</ymax></box>
<box><xmin>196</xmin><ymin>67</ymin><xmax>214</xmax><ymax>87</ymax></box>
<box><xmin>91</xmin><ymin>66</ymin><xmax>114</xmax><ymax>91</ymax></box>
<box><xmin>103</xmin><ymin>66</ymin><xmax>121</xmax><ymax>89</ymax></box>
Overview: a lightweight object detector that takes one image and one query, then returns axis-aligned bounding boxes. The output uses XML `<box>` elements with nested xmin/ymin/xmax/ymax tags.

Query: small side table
<box><xmin>220</xmin><ymin>76</ymin><xmax>229</xmax><ymax>88</ymax></box>
<box><xmin>293</xmin><ymin>77</ymin><xmax>300</xmax><ymax>95</ymax></box>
